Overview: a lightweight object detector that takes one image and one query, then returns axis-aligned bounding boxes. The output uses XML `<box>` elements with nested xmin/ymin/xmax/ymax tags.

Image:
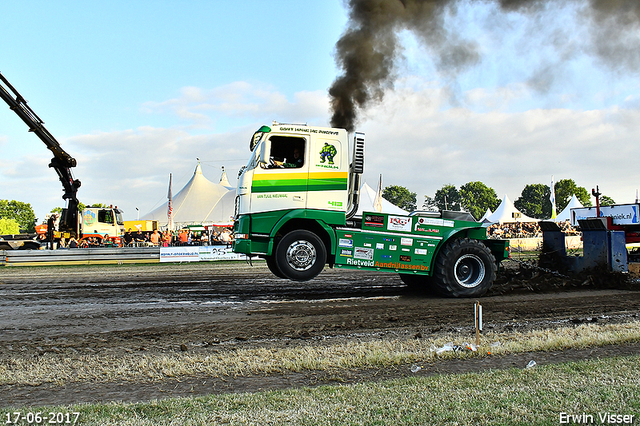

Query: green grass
<box><xmin>2</xmin><ymin>322</ymin><xmax>639</xmax><ymax>387</ymax></box>
<box><xmin>3</xmin><ymin>355</ymin><xmax>638</xmax><ymax>425</ymax></box>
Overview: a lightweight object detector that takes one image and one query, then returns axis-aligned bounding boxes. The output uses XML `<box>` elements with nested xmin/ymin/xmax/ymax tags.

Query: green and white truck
<box><xmin>233</xmin><ymin>122</ymin><xmax>509</xmax><ymax>297</ymax></box>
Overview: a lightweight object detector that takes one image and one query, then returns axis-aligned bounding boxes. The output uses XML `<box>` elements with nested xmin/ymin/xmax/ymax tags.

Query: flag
<box><xmin>167</xmin><ymin>173</ymin><xmax>174</xmax><ymax>231</ymax></box>
<box><xmin>550</xmin><ymin>175</ymin><xmax>556</xmax><ymax>220</ymax></box>
<box><xmin>373</xmin><ymin>174</ymin><xmax>383</xmax><ymax>212</ymax></box>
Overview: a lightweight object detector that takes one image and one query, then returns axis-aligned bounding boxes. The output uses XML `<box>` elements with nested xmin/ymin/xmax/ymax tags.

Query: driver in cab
<box><xmin>272</xmin><ymin>147</ymin><xmax>303</xmax><ymax>168</ymax></box>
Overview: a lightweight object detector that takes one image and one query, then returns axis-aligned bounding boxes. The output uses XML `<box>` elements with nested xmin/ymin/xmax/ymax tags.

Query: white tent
<box><xmin>479</xmin><ymin>208</ymin><xmax>493</xmax><ymax>223</ymax></box>
<box><xmin>355</xmin><ymin>182</ymin><xmax>408</xmax><ymax>216</ymax></box>
<box><xmin>486</xmin><ymin>194</ymin><xmax>538</xmax><ymax>224</ymax></box>
<box><xmin>141</xmin><ymin>163</ymin><xmax>236</xmax><ymax>227</ymax></box>
<box><xmin>554</xmin><ymin>194</ymin><xmax>583</xmax><ymax>222</ymax></box>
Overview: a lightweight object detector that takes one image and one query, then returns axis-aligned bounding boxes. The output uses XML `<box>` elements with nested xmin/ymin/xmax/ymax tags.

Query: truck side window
<box><xmin>98</xmin><ymin>210</ymin><xmax>113</xmax><ymax>224</ymax></box>
<box><xmin>265</xmin><ymin>136</ymin><xmax>305</xmax><ymax>169</ymax></box>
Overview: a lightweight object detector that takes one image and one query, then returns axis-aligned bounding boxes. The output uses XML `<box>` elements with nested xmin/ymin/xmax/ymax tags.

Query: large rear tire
<box><xmin>432</xmin><ymin>238</ymin><xmax>496</xmax><ymax>297</ymax></box>
<box><xmin>275</xmin><ymin>230</ymin><xmax>326</xmax><ymax>281</ymax></box>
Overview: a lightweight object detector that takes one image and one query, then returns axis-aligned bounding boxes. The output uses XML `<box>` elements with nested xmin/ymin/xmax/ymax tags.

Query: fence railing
<box><xmin>0</xmin><ymin>247</ymin><xmax>160</xmax><ymax>266</ymax></box>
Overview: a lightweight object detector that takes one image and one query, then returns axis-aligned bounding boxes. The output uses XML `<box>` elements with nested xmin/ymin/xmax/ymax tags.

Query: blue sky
<box><xmin>2</xmin><ymin>0</ymin><xmax>640</xmax><ymax>222</ymax></box>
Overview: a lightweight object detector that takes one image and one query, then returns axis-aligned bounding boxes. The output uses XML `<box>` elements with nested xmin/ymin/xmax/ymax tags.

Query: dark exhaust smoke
<box><xmin>329</xmin><ymin>0</ymin><xmax>640</xmax><ymax>132</ymax></box>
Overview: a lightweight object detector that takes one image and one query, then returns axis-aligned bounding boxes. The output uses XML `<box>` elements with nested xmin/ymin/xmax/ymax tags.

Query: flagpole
<box><xmin>167</xmin><ymin>173</ymin><xmax>174</xmax><ymax>231</ymax></box>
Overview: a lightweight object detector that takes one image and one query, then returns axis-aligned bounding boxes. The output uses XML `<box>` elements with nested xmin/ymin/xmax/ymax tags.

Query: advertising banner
<box><xmin>571</xmin><ymin>204</ymin><xmax>640</xmax><ymax>226</ymax></box>
<box><xmin>160</xmin><ymin>245</ymin><xmax>246</xmax><ymax>263</ymax></box>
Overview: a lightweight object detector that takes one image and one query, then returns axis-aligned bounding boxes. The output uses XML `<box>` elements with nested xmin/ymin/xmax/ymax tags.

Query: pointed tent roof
<box><xmin>555</xmin><ymin>194</ymin><xmax>583</xmax><ymax>222</ymax></box>
<box><xmin>479</xmin><ymin>208</ymin><xmax>493</xmax><ymax>223</ymax></box>
<box><xmin>141</xmin><ymin>163</ymin><xmax>235</xmax><ymax>226</ymax></box>
<box><xmin>219</xmin><ymin>166</ymin><xmax>232</xmax><ymax>189</ymax></box>
<box><xmin>356</xmin><ymin>182</ymin><xmax>408</xmax><ymax>216</ymax></box>
<box><xmin>486</xmin><ymin>194</ymin><xmax>538</xmax><ymax>224</ymax></box>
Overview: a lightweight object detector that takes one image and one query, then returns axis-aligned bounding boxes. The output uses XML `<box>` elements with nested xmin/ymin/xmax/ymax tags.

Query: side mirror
<box><xmin>257</xmin><ymin>139</ymin><xmax>270</xmax><ymax>167</ymax></box>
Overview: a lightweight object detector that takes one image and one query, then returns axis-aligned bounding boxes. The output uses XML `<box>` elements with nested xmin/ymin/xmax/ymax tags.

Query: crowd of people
<box><xmin>487</xmin><ymin>220</ymin><xmax>580</xmax><ymax>239</ymax></box>
<box><xmin>120</xmin><ymin>227</ymin><xmax>235</xmax><ymax>247</ymax></box>
<box><xmin>50</xmin><ymin>227</ymin><xmax>235</xmax><ymax>249</ymax></box>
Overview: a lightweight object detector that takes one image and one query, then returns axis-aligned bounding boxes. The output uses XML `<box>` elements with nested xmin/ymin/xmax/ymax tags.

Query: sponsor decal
<box><xmin>415</xmin><ymin>248</ymin><xmax>428</xmax><ymax>255</ymax></box>
<box><xmin>376</xmin><ymin>243</ymin><xmax>384</xmax><ymax>249</ymax></box>
<box><xmin>381</xmin><ymin>254</ymin><xmax>392</xmax><ymax>259</ymax></box>
<box><xmin>346</xmin><ymin>258</ymin><xmax>375</xmax><ymax>267</ymax></box>
<box><xmin>383</xmin><ymin>237</ymin><xmax>394</xmax><ymax>242</ymax></box>
<box><xmin>363</xmin><ymin>243</ymin><xmax>372</xmax><ymax>247</ymax></box>
<box><xmin>319</xmin><ymin>142</ymin><xmax>337</xmax><ymax>165</ymax></box>
<box><xmin>365</xmin><ymin>214</ymin><xmax>385</xmax><ymax>228</ymax></box>
<box><xmin>256</xmin><ymin>194</ymin><xmax>288</xmax><ymax>199</ymax></box>
<box><xmin>389</xmin><ymin>245</ymin><xmax>397</xmax><ymax>251</ymax></box>
<box><xmin>344</xmin><ymin>234</ymin><xmax>352</xmax><ymax>238</ymax></box>
<box><xmin>400</xmin><ymin>255</ymin><xmax>411</xmax><ymax>262</ymax></box>
<box><xmin>328</xmin><ymin>200</ymin><xmax>343</xmax><ymax>207</ymax></box>
<box><xmin>375</xmin><ymin>261</ymin><xmax>429</xmax><ymax>271</ymax></box>
<box><xmin>402</xmin><ymin>248</ymin><xmax>410</xmax><ymax>252</ymax></box>
<box><xmin>388</xmin><ymin>215</ymin><xmax>412</xmax><ymax>232</ymax></box>
<box><xmin>340</xmin><ymin>249</ymin><xmax>353</xmax><ymax>257</ymax></box>
<box><xmin>278</xmin><ymin>126</ymin><xmax>339</xmax><ymax>136</ymax></box>
<box><xmin>415</xmin><ymin>226</ymin><xmax>440</xmax><ymax>233</ymax></box>
<box><xmin>83</xmin><ymin>210</ymin><xmax>97</xmax><ymax>226</ymax></box>
<box><xmin>339</xmin><ymin>238</ymin><xmax>353</xmax><ymax>248</ymax></box>
<box><xmin>401</xmin><ymin>237</ymin><xmax>413</xmax><ymax>246</ymax></box>
<box><xmin>354</xmin><ymin>247</ymin><xmax>374</xmax><ymax>260</ymax></box>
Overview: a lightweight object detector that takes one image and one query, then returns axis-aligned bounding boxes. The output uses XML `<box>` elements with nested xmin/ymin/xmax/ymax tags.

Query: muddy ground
<box><xmin>0</xmin><ymin>259</ymin><xmax>639</xmax><ymax>407</ymax></box>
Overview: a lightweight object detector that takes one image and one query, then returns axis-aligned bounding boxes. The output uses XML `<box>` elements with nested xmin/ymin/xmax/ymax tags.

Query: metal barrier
<box><xmin>0</xmin><ymin>247</ymin><xmax>160</xmax><ymax>267</ymax></box>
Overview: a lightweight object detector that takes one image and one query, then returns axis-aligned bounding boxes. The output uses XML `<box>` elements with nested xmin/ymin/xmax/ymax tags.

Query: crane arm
<box><xmin>0</xmin><ymin>72</ymin><xmax>81</xmax><ymax>233</ymax></box>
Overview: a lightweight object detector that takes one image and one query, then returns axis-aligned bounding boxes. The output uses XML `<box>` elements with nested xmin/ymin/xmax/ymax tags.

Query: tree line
<box><xmin>382</xmin><ymin>179</ymin><xmax>616</xmax><ymax>220</ymax></box>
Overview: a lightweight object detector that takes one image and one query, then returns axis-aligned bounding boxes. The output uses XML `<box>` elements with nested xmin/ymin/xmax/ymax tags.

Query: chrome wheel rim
<box><xmin>454</xmin><ymin>254</ymin><xmax>485</xmax><ymax>288</ymax></box>
<box><xmin>286</xmin><ymin>240</ymin><xmax>317</xmax><ymax>271</ymax></box>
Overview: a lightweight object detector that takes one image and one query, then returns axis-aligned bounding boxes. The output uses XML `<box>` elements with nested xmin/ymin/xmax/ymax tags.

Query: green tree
<box><xmin>51</xmin><ymin>201</ymin><xmax>86</xmax><ymax>214</ymax></box>
<box><xmin>432</xmin><ymin>184</ymin><xmax>461</xmax><ymax>211</ymax></box>
<box><xmin>0</xmin><ymin>218</ymin><xmax>20</xmax><ymax>234</ymax></box>
<box><xmin>514</xmin><ymin>184</ymin><xmax>551</xmax><ymax>219</ymax></box>
<box><xmin>0</xmin><ymin>200</ymin><xmax>36</xmax><ymax>232</ymax></box>
<box><xmin>599</xmin><ymin>195</ymin><xmax>616</xmax><ymax>206</ymax></box>
<box><xmin>555</xmin><ymin>179</ymin><xmax>592</xmax><ymax>211</ymax></box>
<box><xmin>382</xmin><ymin>185</ymin><xmax>417</xmax><ymax>212</ymax></box>
<box><xmin>459</xmin><ymin>181</ymin><xmax>500</xmax><ymax>220</ymax></box>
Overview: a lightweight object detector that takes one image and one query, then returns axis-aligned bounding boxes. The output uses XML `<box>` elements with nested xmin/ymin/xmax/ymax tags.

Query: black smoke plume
<box><xmin>329</xmin><ymin>0</ymin><xmax>640</xmax><ymax>132</ymax></box>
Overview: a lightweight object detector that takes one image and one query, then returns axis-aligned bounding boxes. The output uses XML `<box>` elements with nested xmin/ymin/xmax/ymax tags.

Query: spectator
<box><xmin>68</xmin><ymin>236</ymin><xmax>78</xmax><ymax>248</ymax></box>
<box><xmin>178</xmin><ymin>229</ymin><xmax>189</xmax><ymax>245</ymax></box>
<box><xmin>150</xmin><ymin>229</ymin><xmax>161</xmax><ymax>246</ymax></box>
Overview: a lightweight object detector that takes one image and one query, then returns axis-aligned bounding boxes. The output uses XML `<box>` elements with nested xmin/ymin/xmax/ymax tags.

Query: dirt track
<box><xmin>1</xmin><ymin>260</ymin><xmax>639</xmax><ymax>407</ymax></box>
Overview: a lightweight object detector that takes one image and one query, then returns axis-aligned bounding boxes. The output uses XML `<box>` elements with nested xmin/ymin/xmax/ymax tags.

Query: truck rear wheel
<box><xmin>275</xmin><ymin>230</ymin><xmax>326</xmax><ymax>281</ymax></box>
<box><xmin>433</xmin><ymin>238</ymin><xmax>496</xmax><ymax>297</ymax></box>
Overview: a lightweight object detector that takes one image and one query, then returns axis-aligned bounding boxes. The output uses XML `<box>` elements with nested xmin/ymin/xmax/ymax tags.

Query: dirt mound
<box><xmin>491</xmin><ymin>259</ymin><xmax>639</xmax><ymax>295</ymax></box>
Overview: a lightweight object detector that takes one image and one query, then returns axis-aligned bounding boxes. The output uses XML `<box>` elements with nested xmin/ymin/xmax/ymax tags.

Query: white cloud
<box><xmin>4</xmin><ymin>77</ymin><xmax>640</xmax><ymax>224</ymax></box>
<box><xmin>359</xmin><ymin>81</ymin><xmax>640</xmax><ymax>207</ymax></box>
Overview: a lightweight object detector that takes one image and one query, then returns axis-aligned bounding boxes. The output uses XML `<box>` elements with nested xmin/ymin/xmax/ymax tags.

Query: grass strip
<box><xmin>4</xmin><ymin>355</ymin><xmax>639</xmax><ymax>425</ymax></box>
<box><xmin>1</xmin><ymin>321</ymin><xmax>639</xmax><ymax>387</ymax></box>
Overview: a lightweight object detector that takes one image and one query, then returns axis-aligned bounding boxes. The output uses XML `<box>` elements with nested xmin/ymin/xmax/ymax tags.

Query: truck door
<box><xmin>250</xmin><ymin>134</ymin><xmax>309</xmax><ymax>213</ymax></box>
<box><xmin>307</xmin><ymin>136</ymin><xmax>349</xmax><ymax>212</ymax></box>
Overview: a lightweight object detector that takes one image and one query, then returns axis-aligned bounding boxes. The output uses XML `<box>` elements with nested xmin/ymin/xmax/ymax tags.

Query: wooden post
<box><xmin>474</xmin><ymin>301</ymin><xmax>482</xmax><ymax>347</ymax></box>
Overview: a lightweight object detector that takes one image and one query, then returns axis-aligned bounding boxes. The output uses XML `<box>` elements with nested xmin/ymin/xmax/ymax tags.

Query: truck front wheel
<box><xmin>433</xmin><ymin>238</ymin><xmax>496</xmax><ymax>297</ymax></box>
<box><xmin>265</xmin><ymin>255</ymin><xmax>287</xmax><ymax>279</ymax></box>
<box><xmin>275</xmin><ymin>230</ymin><xmax>327</xmax><ymax>281</ymax></box>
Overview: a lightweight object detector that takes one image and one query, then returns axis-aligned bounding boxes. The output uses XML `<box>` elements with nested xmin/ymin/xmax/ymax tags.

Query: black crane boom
<box><xmin>0</xmin><ymin>72</ymin><xmax>80</xmax><ymax>234</ymax></box>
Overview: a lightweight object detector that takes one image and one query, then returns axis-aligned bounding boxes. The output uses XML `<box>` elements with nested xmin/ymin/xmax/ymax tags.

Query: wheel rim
<box><xmin>454</xmin><ymin>254</ymin><xmax>485</xmax><ymax>288</ymax></box>
<box><xmin>285</xmin><ymin>240</ymin><xmax>317</xmax><ymax>271</ymax></box>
